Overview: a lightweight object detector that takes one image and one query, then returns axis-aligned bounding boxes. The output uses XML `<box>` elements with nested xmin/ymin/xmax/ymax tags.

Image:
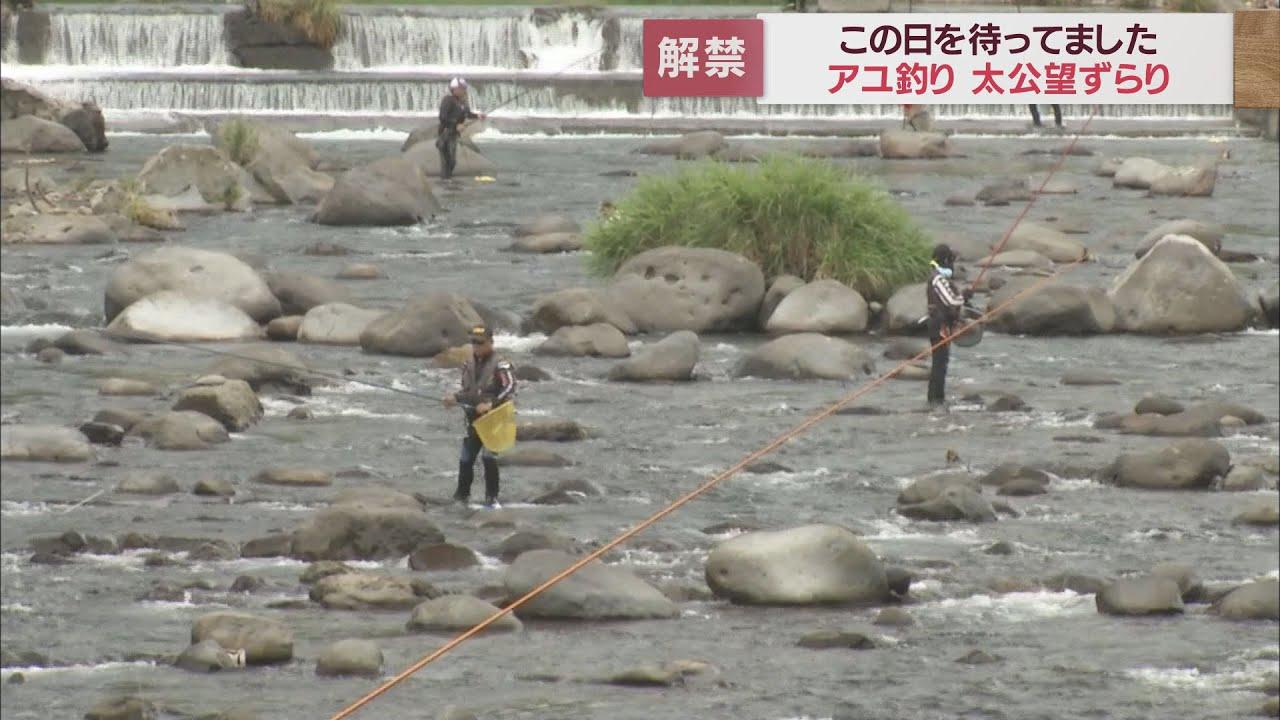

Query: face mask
<box><xmin>937</xmin><ymin>266</ymin><xmax>953</xmax><ymax>278</ymax></box>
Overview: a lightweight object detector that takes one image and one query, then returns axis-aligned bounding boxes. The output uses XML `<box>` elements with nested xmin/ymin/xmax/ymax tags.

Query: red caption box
<box><xmin>643</xmin><ymin>19</ymin><xmax>765</xmax><ymax>98</ymax></box>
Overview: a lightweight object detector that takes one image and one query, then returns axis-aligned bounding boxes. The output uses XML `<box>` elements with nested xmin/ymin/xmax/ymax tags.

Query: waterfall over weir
<box><xmin>45</xmin><ymin>11</ymin><xmax>231</xmax><ymax>67</ymax></box>
<box><xmin>0</xmin><ymin>7</ymin><xmax>1242</xmax><ymax>131</ymax></box>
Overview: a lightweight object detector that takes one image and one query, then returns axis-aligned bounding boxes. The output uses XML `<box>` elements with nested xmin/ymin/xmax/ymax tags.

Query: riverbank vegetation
<box><xmin>585</xmin><ymin>156</ymin><xmax>932</xmax><ymax>301</ymax></box>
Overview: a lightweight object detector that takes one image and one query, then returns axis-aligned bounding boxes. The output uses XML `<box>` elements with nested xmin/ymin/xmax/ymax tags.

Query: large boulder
<box><xmin>309</xmin><ymin>572</ymin><xmax>419</xmax><ymax>610</ymax></box>
<box><xmin>207</xmin><ymin>346</ymin><xmax>314</xmax><ymax>395</ymax></box>
<box><xmin>1113</xmin><ymin>401</ymin><xmax>1267</xmax><ymax>438</ymax></box>
<box><xmin>0</xmin><ymin>114</ymin><xmax>86</xmax><ymax>153</ymax></box>
<box><xmin>514</xmin><ymin>214</ymin><xmax>580</xmax><ymax>238</ymax></box>
<box><xmin>313</xmin><ymin>156</ymin><xmax>441</xmax><ymax>227</ymax></box>
<box><xmin>758</xmin><ymin>274</ymin><xmax>805</xmax><ymax>328</ymax></box>
<box><xmin>608</xmin><ymin>331</ymin><xmax>699</xmax><ymax>382</ymax></box>
<box><xmin>136</xmin><ymin>145</ymin><xmax>265</xmax><ymax>211</ymax></box>
<box><xmin>528</xmin><ymin>288</ymin><xmax>636</xmax><ymax>335</ymax></box>
<box><xmin>879</xmin><ymin>129</ymin><xmax>951</xmax><ymax>159</ymax></box>
<box><xmin>1097</xmin><ymin>439</ymin><xmax>1231</xmax><ymax>490</ymax></box>
<box><xmin>1000</xmin><ymin>222</ymin><xmax>1088</xmax><ymax>263</ymax></box>
<box><xmin>1262</xmin><ymin>282</ymin><xmax>1279</xmax><ymax>328</ymax></box>
<box><xmin>535</xmin><ymin>323</ymin><xmax>630</xmax><ymax>358</ymax></box>
<box><xmin>1211</xmin><ymin>580</ymin><xmax>1279</xmax><ymax>621</ymax></box>
<box><xmin>407</xmin><ymin>595</ymin><xmax>522</xmax><ymax>634</ymax></box>
<box><xmin>1149</xmin><ymin>163</ymin><xmax>1217</xmax><ymax>197</ymax></box>
<box><xmin>896</xmin><ymin>473</ymin><xmax>996</xmax><ymax>523</ymax></box>
<box><xmin>1136</xmin><ymin>219</ymin><xmax>1223</xmax><ymax>259</ymax></box>
<box><xmin>638</xmin><ymin>130</ymin><xmax>727</xmax><ymax>159</ymax></box>
<box><xmin>1113</xmin><ymin>157</ymin><xmax>1169</xmax><ymax>189</ymax></box>
<box><xmin>126</xmin><ymin>411</ymin><xmax>231</xmax><ymax>451</ymax></box>
<box><xmin>607</xmin><ymin>247</ymin><xmax>765</xmax><ymax>333</ymax></box>
<box><xmin>359</xmin><ymin>292</ymin><xmax>482</xmax><ymax>357</ymax></box>
<box><xmin>0</xmin><ymin>425</ymin><xmax>93</xmax><ymax>463</ymax></box>
<box><xmin>884</xmin><ymin>282</ymin><xmax>927</xmax><ymax>334</ymax></box>
<box><xmin>105</xmin><ymin>291</ymin><xmax>264</xmax><ymax>343</ymax></box>
<box><xmin>404</xmin><ymin>138</ymin><xmax>497</xmax><ymax>177</ymax></box>
<box><xmin>765</xmin><ymin>279</ymin><xmax>868</xmax><ymax>335</ymax></box>
<box><xmin>297</xmin><ymin>303</ymin><xmax>385</xmax><ymax>346</ymax></box>
<box><xmin>507</xmin><ymin>232</ymin><xmax>582</xmax><ymax>254</ymax></box>
<box><xmin>1096</xmin><ymin>576</ymin><xmax>1185</xmax><ymax>616</ymax></box>
<box><xmin>290</xmin><ymin>504</ymin><xmax>444</xmax><ymax>561</ymax></box>
<box><xmin>705</xmin><ymin>525</ymin><xmax>890</xmax><ymax>605</ymax></box>
<box><xmin>212</xmin><ymin>119</ymin><xmax>332</xmax><ymax>204</ymax></box>
<box><xmin>104</xmin><ymin>246</ymin><xmax>280</xmax><ymax>323</ymax></box>
<box><xmin>502</xmin><ymin>549</ymin><xmax>678</xmax><ymax>620</ymax></box>
<box><xmin>735</xmin><ymin>334</ymin><xmax>874</xmax><ymax>380</ymax></box>
<box><xmin>191</xmin><ymin>612</ymin><xmax>293</xmax><ymax>666</ymax></box>
<box><xmin>172</xmin><ymin>379</ymin><xmax>263</xmax><ymax>432</ymax></box>
<box><xmin>1110</xmin><ymin>235</ymin><xmax>1257</xmax><ymax>334</ymax></box>
<box><xmin>988</xmin><ymin>279</ymin><xmax>1115</xmax><ymax>335</ymax></box>
<box><xmin>900</xmin><ymin>486</ymin><xmax>999</xmax><ymax>522</ymax></box>
<box><xmin>263</xmin><ymin>272</ymin><xmax>353</xmax><ymax>316</ymax></box>
<box><xmin>315</xmin><ymin>639</ymin><xmax>382</xmax><ymax>678</ymax></box>
<box><xmin>1</xmin><ymin>214</ymin><xmax>116</xmax><ymax>245</ymax></box>
<box><xmin>1</xmin><ymin>78</ymin><xmax>108</xmax><ymax>152</ymax></box>
<box><xmin>174</xmin><ymin>639</ymin><xmax>245</xmax><ymax>673</ymax></box>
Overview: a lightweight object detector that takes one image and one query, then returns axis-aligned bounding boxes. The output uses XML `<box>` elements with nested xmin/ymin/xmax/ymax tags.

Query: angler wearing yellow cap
<box><xmin>442</xmin><ymin>325</ymin><xmax>516</xmax><ymax>506</ymax></box>
<box><xmin>436</xmin><ymin>77</ymin><xmax>486</xmax><ymax>181</ymax></box>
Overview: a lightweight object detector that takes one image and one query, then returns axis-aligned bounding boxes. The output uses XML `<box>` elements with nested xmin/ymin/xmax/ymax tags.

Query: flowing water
<box><xmin>1</xmin><ymin>129</ymin><xmax>1277</xmax><ymax>720</ymax></box>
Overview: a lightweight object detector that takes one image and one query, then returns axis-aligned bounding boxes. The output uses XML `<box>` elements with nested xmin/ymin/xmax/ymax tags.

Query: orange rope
<box><xmin>971</xmin><ymin>106</ymin><xmax>1098</xmax><ymax>289</ymax></box>
<box><xmin>328</xmin><ymin>114</ymin><xmax>1099</xmax><ymax>720</ymax></box>
<box><xmin>329</xmin><ymin>260</ymin><xmax>1084</xmax><ymax>720</ymax></box>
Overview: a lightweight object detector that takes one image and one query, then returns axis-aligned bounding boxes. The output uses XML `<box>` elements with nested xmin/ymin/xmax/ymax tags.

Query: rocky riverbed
<box><xmin>1</xmin><ymin>126</ymin><xmax>1278</xmax><ymax>720</ymax></box>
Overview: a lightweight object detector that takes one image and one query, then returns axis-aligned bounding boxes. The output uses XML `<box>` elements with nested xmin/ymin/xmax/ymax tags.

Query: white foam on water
<box><xmin>610</xmin><ymin>548</ymin><xmax>704</xmax><ymax>571</ymax></box>
<box><xmin>1050</xmin><ymin>479</ymin><xmax>1095</xmax><ymax>492</ymax></box>
<box><xmin>242</xmin><ymin>501</ymin><xmax>315</xmax><ymax>513</ymax></box>
<box><xmin>1126</xmin><ymin>659</ymin><xmax>1279</xmax><ymax>693</ymax></box>
<box><xmin>516</xmin><ymin>407</ymin><xmax>549</xmax><ymax>417</ymax></box>
<box><xmin>863</xmin><ymin>517</ymin><xmax>981</xmax><ymax>545</ymax></box>
<box><xmin>929</xmin><ymin>590</ymin><xmax>1091</xmax><ymax>622</ymax></box>
<box><xmin>0</xmin><ymin>660</ymin><xmax>157</xmax><ymax>680</ymax></box>
<box><xmin>1241</xmin><ymin>328</ymin><xmax>1280</xmax><ymax>336</ymax></box>
<box><xmin>1124</xmin><ymin>528</ymin><xmax>1186</xmax><ymax>543</ymax></box>
<box><xmin>496</xmin><ymin>332</ymin><xmax>547</xmax><ymax>354</ymax></box>
<box><xmin>1</xmin><ymin>500</ymin><xmax>52</xmax><ymax>517</ymax></box>
<box><xmin>1</xmin><ymin>603</ymin><xmax>34</xmax><ymax>613</ymax></box>
<box><xmin>297</xmin><ymin>127</ymin><xmax>408</xmax><ymax>142</ymax></box>
<box><xmin>329</xmin><ymin>407</ymin><xmax>425</xmax><ymax>422</ymax></box>
<box><xmin>749</xmin><ymin>467</ymin><xmax>833</xmax><ymax>489</ymax></box>
<box><xmin>0</xmin><ymin>324</ymin><xmax>73</xmax><ymax>340</ymax></box>
<box><xmin>140</xmin><ymin>596</ymin><xmax>201</xmax><ymax>610</ymax></box>
<box><xmin>477</xmin><ymin>553</ymin><xmax>505</xmax><ymax>571</ymax></box>
<box><xmin>374</xmin><ymin>250</ymin><xmax>458</xmax><ymax>260</ymax></box>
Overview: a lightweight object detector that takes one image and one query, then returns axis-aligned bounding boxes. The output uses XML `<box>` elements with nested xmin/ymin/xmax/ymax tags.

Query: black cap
<box><xmin>932</xmin><ymin>243</ymin><xmax>955</xmax><ymax>267</ymax></box>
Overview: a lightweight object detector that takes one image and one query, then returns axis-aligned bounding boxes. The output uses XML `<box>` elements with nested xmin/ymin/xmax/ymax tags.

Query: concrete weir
<box><xmin>0</xmin><ymin>3</ymin><xmax>1265</xmax><ymax>136</ymax></box>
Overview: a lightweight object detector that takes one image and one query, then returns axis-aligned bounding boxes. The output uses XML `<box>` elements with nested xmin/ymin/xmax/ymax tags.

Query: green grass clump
<box><xmin>218</xmin><ymin>118</ymin><xmax>260</xmax><ymax>166</ymax></box>
<box><xmin>257</xmin><ymin>0</ymin><xmax>342</xmax><ymax>49</ymax></box>
<box><xmin>585</xmin><ymin>155</ymin><xmax>932</xmax><ymax>302</ymax></box>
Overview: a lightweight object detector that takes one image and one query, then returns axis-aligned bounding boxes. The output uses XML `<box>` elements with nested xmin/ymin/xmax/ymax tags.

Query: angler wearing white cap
<box><xmin>435</xmin><ymin>77</ymin><xmax>486</xmax><ymax>180</ymax></box>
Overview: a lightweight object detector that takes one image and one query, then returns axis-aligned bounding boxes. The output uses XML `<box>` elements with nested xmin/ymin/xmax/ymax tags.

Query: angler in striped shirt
<box><xmin>443</xmin><ymin>325</ymin><xmax>516</xmax><ymax>506</ymax></box>
<box><xmin>925</xmin><ymin>244</ymin><xmax>974</xmax><ymax>408</ymax></box>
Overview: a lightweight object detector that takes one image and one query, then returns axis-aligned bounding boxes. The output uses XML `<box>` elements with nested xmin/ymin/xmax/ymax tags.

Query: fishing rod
<box><xmin>474</xmin><ymin>48</ymin><xmax>608</xmax><ymax>118</ymax></box>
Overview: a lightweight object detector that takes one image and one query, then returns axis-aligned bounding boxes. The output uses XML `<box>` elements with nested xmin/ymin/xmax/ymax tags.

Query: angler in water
<box><xmin>925</xmin><ymin>243</ymin><xmax>974</xmax><ymax>408</ymax></box>
<box><xmin>443</xmin><ymin>325</ymin><xmax>515</xmax><ymax>507</ymax></box>
<box><xmin>436</xmin><ymin>77</ymin><xmax>486</xmax><ymax>181</ymax></box>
